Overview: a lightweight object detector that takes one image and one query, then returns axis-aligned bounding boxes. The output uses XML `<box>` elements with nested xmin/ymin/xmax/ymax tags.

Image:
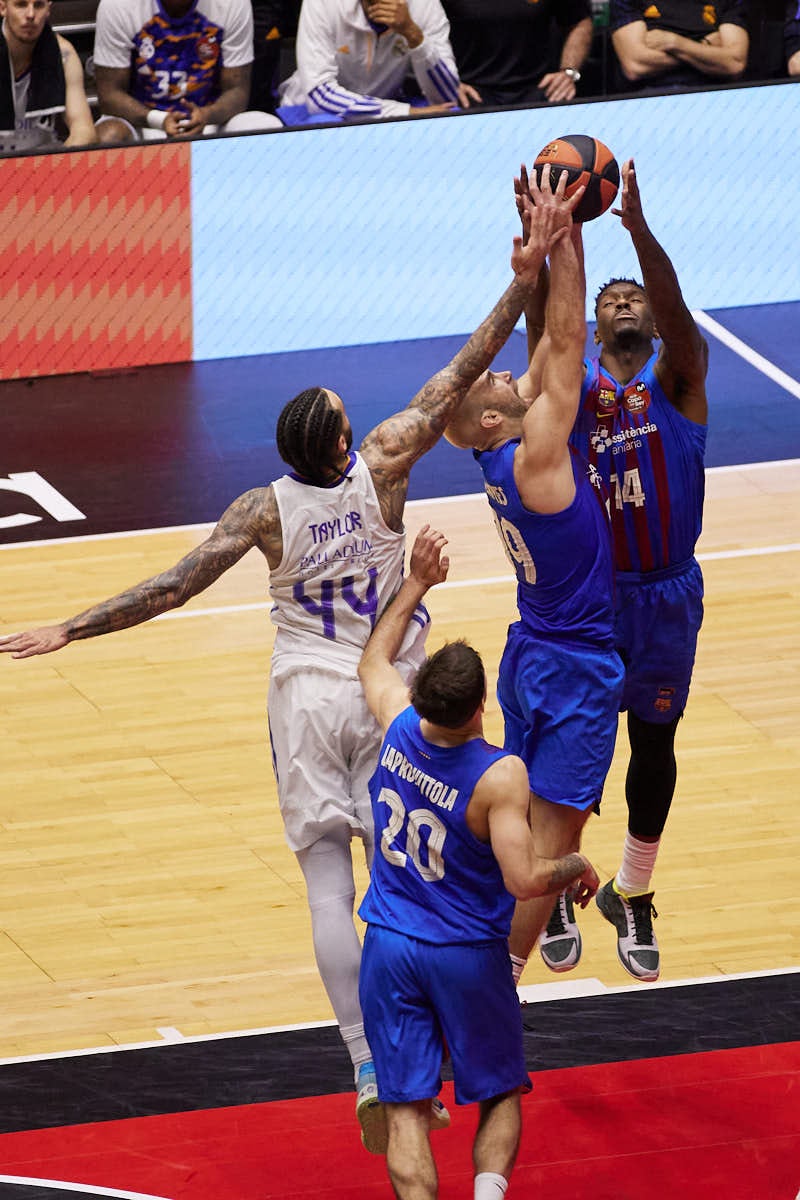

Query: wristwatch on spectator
<box><xmin>562</xmin><ymin>67</ymin><xmax>581</xmax><ymax>83</ymax></box>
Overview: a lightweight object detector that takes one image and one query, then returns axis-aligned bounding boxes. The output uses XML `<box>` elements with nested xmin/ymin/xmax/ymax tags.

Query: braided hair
<box><xmin>276</xmin><ymin>387</ymin><xmax>345</xmax><ymax>484</ymax></box>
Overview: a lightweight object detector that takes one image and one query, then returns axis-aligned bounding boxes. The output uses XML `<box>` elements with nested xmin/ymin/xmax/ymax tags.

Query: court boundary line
<box><xmin>693</xmin><ymin>310</ymin><xmax>800</xmax><ymax>399</ymax></box>
<box><xmin>1</xmin><ymin>458</ymin><xmax>798</xmax><ymax>554</ymax></box>
<box><xmin>144</xmin><ymin>539</ymin><xmax>800</xmax><ymax>623</ymax></box>
<box><xmin>0</xmin><ymin>1180</ymin><xmax>172</xmax><ymax>1199</ymax></box>
<box><xmin>0</xmin><ymin>966</ymin><xmax>796</xmax><ymax>1069</ymax></box>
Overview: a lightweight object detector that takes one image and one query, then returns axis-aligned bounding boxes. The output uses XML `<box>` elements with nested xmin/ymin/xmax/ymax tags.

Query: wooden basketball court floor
<box><xmin>1</xmin><ymin>317</ymin><xmax>799</xmax><ymax>1196</ymax></box>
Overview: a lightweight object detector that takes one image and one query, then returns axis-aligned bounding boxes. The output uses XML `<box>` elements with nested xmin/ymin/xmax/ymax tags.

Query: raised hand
<box><xmin>611</xmin><ymin>158</ymin><xmax>647</xmax><ymax>233</ymax></box>
<box><xmin>408</xmin><ymin>524</ymin><xmax>450</xmax><ymax>590</ymax></box>
<box><xmin>511</xmin><ymin>164</ymin><xmax>584</xmax><ymax>282</ymax></box>
<box><xmin>513</xmin><ymin>162</ymin><xmax>531</xmax><ymax>245</ymax></box>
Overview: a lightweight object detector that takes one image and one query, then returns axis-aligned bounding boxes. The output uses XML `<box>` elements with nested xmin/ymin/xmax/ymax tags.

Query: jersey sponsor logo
<box><xmin>140</xmin><ymin>35</ymin><xmax>156</xmax><ymax>60</ymax></box>
<box><xmin>591</xmin><ymin>421</ymin><xmax>659</xmax><ymax>454</ymax></box>
<box><xmin>380</xmin><ymin>743</ymin><xmax>459</xmax><ymax>811</ymax></box>
<box><xmin>623</xmin><ymin>381</ymin><xmax>651</xmax><ymax>414</ymax></box>
<box><xmin>299</xmin><ymin>536</ymin><xmax>372</xmax><ymax>573</ymax></box>
<box><xmin>654</xmin><ymin>686</ymin><xmax>675</xmax><ymax>714</ymax></box>
<box><xmin>484</xmin><ymin>480</ymin><xmax>508</xmax><ymax>506</ymax></box>
<box><xmin>590</xmin><ymin>425</ymin><xmax>614</xmax><ymax>453</ymax></box>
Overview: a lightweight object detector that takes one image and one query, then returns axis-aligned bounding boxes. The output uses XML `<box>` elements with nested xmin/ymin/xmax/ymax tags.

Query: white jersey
<box><xmin>269</xmin><ymin>452</ymin><xmax>428</xmax><ymax>680</ymax></box>
<box><xmin>94</xmin><ymin>0</ymin><xmax>253</xmax><ymax>73</ymax></box>
<box><xmin>278</xmin><ymin>0</ymin><xmax>460</xmax><ymax>119</ymax></box>
<box><xmin>0</xmin><ymin>73</ymin><xmax>59</xmax><ymax>149</ymax></box>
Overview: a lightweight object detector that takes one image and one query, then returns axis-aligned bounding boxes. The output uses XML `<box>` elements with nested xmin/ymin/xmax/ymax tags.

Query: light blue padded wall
<box><xmin>191</xmin><ymin>84</ymin><xmax>799</xmax><ymax>362</ymax></box>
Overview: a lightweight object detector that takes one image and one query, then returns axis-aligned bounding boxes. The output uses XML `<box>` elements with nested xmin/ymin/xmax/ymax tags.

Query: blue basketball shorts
<box><xmin>615</xmin><ymin>559</ymin><xmax>704</xmax><ymax>724</ymax></box>
<box><xmin>496</xmin><ymin>625</ymin><xmax>625</xmax><ymax>810</ymax></box>
<box><xmin>359</xmin><ymin>924</ymin><xmax>531</xmax><ymax>1106</ymax></box>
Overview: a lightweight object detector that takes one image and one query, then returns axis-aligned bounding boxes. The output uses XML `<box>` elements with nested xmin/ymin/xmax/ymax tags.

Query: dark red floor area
<box><xmin>1</xmin><ymin>1042</ymin><xmax>797</xmax><ymax>1200</ymax></box>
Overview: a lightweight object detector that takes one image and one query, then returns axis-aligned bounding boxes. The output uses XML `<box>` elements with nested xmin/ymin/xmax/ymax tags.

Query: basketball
<box><xmin>533</xmin><ymin>134</ymin><xmax>620</xmax><ymax>223</ymax></box>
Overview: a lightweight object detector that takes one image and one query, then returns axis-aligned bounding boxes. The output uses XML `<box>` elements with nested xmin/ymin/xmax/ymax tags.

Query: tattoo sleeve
<box><xmin>546</xmin><ymin>853</ymin><xmax>587</xmax><ymax>894</ymax></box>
<box><xmin>361</xmin><ymin>278</ymin><xmax>531</xmax><ymax>525</ymax></box>
<box><xmin>64</xmin><ymin>489</ymin><xmax>272</xmax><ymax>642</ymax></box>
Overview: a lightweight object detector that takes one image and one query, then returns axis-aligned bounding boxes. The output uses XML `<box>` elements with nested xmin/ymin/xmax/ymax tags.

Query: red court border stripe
<box><xmin>0</xmin><ymin>1043</ymin><xmax>797</xmax><ymax>1199</ymax></box>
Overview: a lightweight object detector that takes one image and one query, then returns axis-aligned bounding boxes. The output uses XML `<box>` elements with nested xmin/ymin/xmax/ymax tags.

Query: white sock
<box><xmin>615</xmin><ymin>833</ymin><xmax>660</xmax><ymax>897</ymax></box>
<box><xmin>474</xmin><ymin>1171</ymin><xmax>508</xmax><ymax>1200</ymax></box>
<box><xmin>509</xmin><ymin>953</ymin><xmax>527</xmax><ymax>984</ymax></box>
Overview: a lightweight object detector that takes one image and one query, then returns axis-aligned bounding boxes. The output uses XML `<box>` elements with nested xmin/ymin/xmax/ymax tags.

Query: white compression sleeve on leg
<box><xmin>296</xmin><ymin>832</ymin><xmax>370</xmax><ymax>1066</ymax></box>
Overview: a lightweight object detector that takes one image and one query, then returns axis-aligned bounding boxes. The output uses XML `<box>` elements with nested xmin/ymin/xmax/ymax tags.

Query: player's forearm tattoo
<box><xmin>65</xmin><ymin>489</ymin><xmax>273</xmax><ymax>641</ymax></box>
<box><xmin>546</xmin><ymin>853</ymin><xmax>587</xmax><ymax>893</ymax></box>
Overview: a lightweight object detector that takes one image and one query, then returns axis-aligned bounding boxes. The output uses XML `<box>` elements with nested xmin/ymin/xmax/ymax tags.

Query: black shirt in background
<box><xmin>442</xmin><ymin>0</ymin><xmax>592</xmax><ymax>105</ymax></box>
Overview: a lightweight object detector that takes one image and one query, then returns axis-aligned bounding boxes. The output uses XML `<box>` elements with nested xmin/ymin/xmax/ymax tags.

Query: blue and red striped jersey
<box><xmin>570</xmin><ymin>354</ymin><xmax>706</xmax><ymax>573</ymax></box>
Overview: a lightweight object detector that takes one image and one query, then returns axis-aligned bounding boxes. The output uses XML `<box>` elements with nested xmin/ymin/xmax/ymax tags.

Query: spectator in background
<box><xmin>786</xmin><ymin>0</ymin><xmax>800</xmax><ymax>74</ymax></box>
<box><xmin>610</xmin><ymin>0</ymin><xmax>749</xmax><ymax>91</ymax></box>
<box><xmin>278</xmin><ymin>0</ymin><xmax>481</xmax><ymax>124</ymax></box>
<box><xmin>93</xmin><ymin>0</ymin><xmax>282</xmax><ymax>143</ymax></box>
<box><xmin>0</xmin><ymin>0</ymin><xmax>97</xmax><ymax>152</ymax></box>
<box><xmin>440</xmin><ymin>0</ymin><xmax>593</xmax><ymax>108</ymax></box>
<box><xmin>249</xmin><ymin>0</ymin><xmax>299</xmax><ymax>114</ymax></box>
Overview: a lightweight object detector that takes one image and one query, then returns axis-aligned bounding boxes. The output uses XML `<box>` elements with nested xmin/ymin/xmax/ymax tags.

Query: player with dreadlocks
<box><xmin>1</xmin><ymin>202</ymin><xmax>555</xmax><ymax>1154</ymax></box>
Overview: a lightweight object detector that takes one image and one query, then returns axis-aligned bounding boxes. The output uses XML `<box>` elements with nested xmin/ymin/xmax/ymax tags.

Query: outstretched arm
<box><xmin>514</xmin><ymin>172</ymin><xmax>586</xmax><ymax>513</ymax></box>
<box><xmin>514</xmin><ymin>164</ymin><xmax>551</xmax><ymax>401</ymax></box>
<box><xmin>614</xmin><ymin>159</ymin><xmax>707</xmax><ymax>422</ymax></box>
<box><xmin>358</xmin><ymin>525</ymin><xmax>449</xmax><ymax>731</ymax></box>
<box><xmin>0</xmin><ymin>489</ymin><xmax>276</xmax><ymax>659</ymax></box>
<box><xmin>360</xmin><ymin>232</ymin><xmax>548</xmax><ymax>528</ymax></box>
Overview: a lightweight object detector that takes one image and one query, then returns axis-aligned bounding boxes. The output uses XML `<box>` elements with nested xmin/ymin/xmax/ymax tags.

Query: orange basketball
<box><xmin>533</xmin><ymin>134</ymin><xmax>620</xmax><ymax>222</ymax></box>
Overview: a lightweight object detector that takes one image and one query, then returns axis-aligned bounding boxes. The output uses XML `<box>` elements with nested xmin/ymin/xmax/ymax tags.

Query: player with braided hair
<box><xmin>1</xmin><ymin>206</ymin><xmax>551</xmax><ymax>1154</ymax></box>
<box><xmin>275</xmin><ymin>386</ymin><xmax>350</xmax><ymax>484</ymax></box>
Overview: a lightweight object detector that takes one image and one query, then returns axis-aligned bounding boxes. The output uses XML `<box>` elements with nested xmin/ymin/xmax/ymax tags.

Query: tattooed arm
<box><xmin>0</xmin><ymin>488</ymin><xmax>280</xmax><ymax>659</ymax></box>
<box><xmin>358</xmin><ymin>277</ymin><xmax>533</xmax><ymax>528</ymax></box>
<box><xmin>360</xmin><ymin>168</ymin><xmax>578</xmax><ymax>529</ymax></box>
<box><xmin>469</xmin><ymin>755</ymin><xmax>600</xmax><ymax>904</ymax></box>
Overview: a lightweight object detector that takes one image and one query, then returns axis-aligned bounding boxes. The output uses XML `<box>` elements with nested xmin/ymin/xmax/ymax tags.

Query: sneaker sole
<box><xmin>616</xmin><ymin>943</ymin><xmax>660</xmax><ymax>983</ymax></box>
<box><xmin>539</xmin><ymin>933</ymin><xmax>582</xmax><ymax>973</ymax></box>
<box><xmin>358</xmin><ymin>1099</ymin><xmax>388</xmax><ymax>1155</ymax></box>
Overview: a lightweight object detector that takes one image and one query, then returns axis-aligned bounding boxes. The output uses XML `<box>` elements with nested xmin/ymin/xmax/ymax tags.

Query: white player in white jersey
<box><xmin>1</xmin><ymin>217</ymin><xmax>550</xmax><ymax>1151</ymax></box>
